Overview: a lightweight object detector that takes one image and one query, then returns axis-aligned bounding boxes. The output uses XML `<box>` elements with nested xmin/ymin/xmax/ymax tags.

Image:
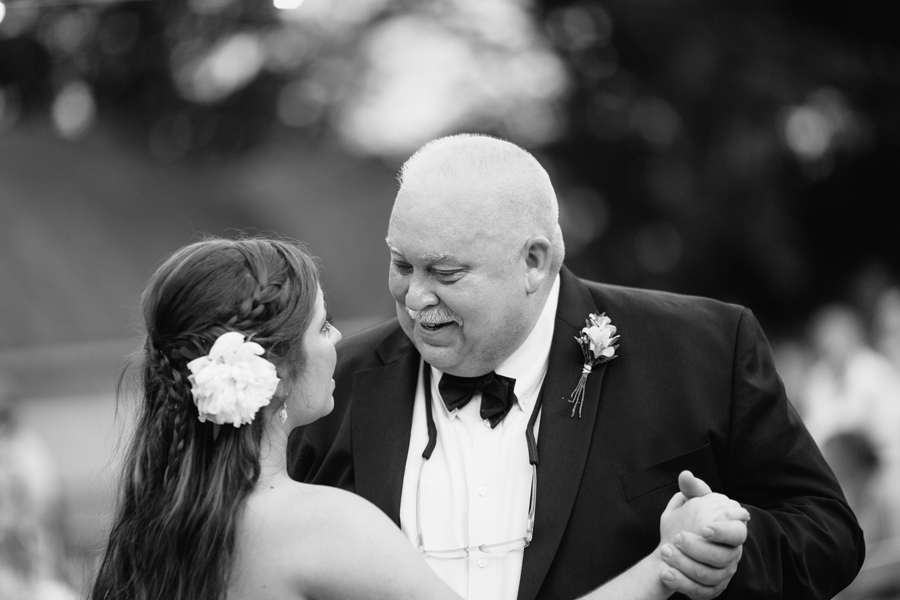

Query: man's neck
<box><xmin>493</xmin><ymin>273</ymin><xmax>560</xmax><ymax>380</ymax></box>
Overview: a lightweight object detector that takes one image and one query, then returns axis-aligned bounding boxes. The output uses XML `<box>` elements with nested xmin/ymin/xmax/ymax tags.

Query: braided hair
<box><xmin>90</xmin><ymin>236</ymin><xmax>319</xmax><ymax>600</ymax></box>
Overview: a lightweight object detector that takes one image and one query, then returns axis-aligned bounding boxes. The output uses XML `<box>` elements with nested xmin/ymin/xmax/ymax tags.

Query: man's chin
<box><xmin>412</xmin><ymin>338</ymin><xmax>463</xmax><ymax>371</ymax></box>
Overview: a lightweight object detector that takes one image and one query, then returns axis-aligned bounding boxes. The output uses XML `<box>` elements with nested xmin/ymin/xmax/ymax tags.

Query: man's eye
<box><xmin>392</xmin><ymin>261</ymin><xmax>413</xmax><ymax>274</ymax></box>
<box><xmin>434</xmin><ymin>270</ymin><xmax>463</xmax><ymax>282</ymax></box>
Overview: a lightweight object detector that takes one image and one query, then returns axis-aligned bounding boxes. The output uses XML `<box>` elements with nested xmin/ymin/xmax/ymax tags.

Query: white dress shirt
<box><xmin>399</xmin><ymin>275</ymin><xmax>560</xmax><ymax>600</ymax></box>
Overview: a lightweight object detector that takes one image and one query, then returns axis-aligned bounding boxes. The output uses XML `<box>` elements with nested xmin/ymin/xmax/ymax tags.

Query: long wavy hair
<box><xmin>90</xmin><ymin>236</ymin><xmax>319</xmax><ymax>600</ymax></box>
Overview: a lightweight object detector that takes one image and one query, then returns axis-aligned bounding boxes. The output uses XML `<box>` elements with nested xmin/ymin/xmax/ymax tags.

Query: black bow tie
<box><xmin>438</xmin><ymin>371</ymin><xmax>517</xmax><ymax>428</ymax></box>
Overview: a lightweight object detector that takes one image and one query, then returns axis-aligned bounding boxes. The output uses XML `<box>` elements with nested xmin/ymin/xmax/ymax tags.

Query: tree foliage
<box><xmin>2</xmin><ymin>0</ymin><xmax>899</xmax><ymax>333</ymax></box>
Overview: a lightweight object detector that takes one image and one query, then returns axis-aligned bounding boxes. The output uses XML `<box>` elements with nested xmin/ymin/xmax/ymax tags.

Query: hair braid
<box><xmin>226</xmin><ymin>264</ymin><xmax>286</xmax><ymax>335</ymax></box>
<box><xmin>92</xmin><ymin>236</ymin><xmax>320</xmax><ymax>600</ymax></box>
<box><xmin>145</xmin><ymin>339</ymin><xmax>193</xmax><ymax>491</ymax></box>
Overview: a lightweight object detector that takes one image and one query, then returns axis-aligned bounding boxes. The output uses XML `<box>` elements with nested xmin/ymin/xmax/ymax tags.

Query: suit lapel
<box><xmin>518</xmin><ymin>268</ymin><xmax>609</xmax><ymax>600</ymax></box>
<box><xmin>351</xmin><ymin>327</ymin><xmax>420</xmax><ymax>527</ymax></box>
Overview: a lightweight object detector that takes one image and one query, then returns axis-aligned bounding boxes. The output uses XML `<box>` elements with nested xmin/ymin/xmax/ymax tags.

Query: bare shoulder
<box><xmin>230</xmin><ymin>482</ymin><xmax>371</xmax><ymax>599</ymax></box>
<box><xmin>246</xmin><ymin>480</ymin><xmax>387</xmax><ymax>535</ymax></box>
<box><xmin>239</xmin><ymin>480</ymin><xmax>459</xmax><ymax>600</ymax></box>
<box><xmin>242</xmin><ymin>480</ymin><xmax>375</xmax><ymax>551</ymax></box>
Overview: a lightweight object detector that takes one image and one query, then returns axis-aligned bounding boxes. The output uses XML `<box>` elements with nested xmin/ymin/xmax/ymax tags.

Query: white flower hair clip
<box><xmin>569</xmin><ymin>312</ymin><xmax>619</xmax><ymax>418</ymax></box>
<box><xmin>187</xmin><ymin>331</ymin><xmax>280</xmax><ymax>427</ymax></box>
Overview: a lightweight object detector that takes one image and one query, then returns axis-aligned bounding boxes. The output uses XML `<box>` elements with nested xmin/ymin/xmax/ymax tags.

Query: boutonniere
<box><xmin>569</xmin><ymin>312</ymin><xmax>619</xmax><ymax>418</ymax></box>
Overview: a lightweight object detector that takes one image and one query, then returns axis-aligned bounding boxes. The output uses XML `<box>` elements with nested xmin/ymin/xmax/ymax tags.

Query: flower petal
<box><xmin>186</xmin><ymin>332</ymin><xmax>280</xmax><ymax>427</ymax></box>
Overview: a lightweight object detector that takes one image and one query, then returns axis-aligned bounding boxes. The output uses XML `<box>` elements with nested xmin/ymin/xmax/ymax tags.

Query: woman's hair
<box><xmin>91</xmin><ymin>236</ymin><xmax>319</xmax><ymax>600</ymax></box>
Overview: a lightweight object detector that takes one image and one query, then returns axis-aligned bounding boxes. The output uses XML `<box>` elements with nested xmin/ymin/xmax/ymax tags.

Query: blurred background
<box><xmin>1</xmin><ymin>0</ymin><xmax>899</xmax><ymax>597</ymax></box>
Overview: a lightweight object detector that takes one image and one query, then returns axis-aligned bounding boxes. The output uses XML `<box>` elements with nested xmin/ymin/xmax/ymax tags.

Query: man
<box><xmin>289</xmin><ymin>134</ymin><xmax>864</xmax><ymax>599</ymax></box>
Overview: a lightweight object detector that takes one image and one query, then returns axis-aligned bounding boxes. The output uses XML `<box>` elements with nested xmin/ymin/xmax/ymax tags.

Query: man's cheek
<box><xmin>388</xmin><ymin>279</ymin><xmax>407</xmax><ymax>303</ymax></box>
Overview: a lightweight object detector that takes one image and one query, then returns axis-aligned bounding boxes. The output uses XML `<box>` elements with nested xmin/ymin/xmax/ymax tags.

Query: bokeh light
<box><xmin>335</xmin><ymin>4</ymin><xmax>570</xmax><ymax>157</ymax></box>
<box><xmin>51</xmin><ymin>80</ymin><xmax>95</xmax><ymax>139</ymax></box>
<box><xmin>173</xmin><ymin>33</ymin><xmax>266</xmax><ymax>103</ymax></box>
<box><xmin>273</xmin><ymin>0</ymin><xmax>303</xmax><ymax>9</ymax></box>
<box><xmin>779</xmin><ymin>87</ymin><xmax>871</xmax><ymax>180</ymax></box>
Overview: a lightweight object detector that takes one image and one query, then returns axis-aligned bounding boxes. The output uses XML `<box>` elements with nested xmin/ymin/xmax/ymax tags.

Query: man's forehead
<box><xmin>392</xmin><ymin>180</ymin><xmax>490</xmax><ymax>218</ymax></box>
<box><xmin>385</xmin><ymin>239</ymin><xmax>457</xmax><ymax>263</ymax></box>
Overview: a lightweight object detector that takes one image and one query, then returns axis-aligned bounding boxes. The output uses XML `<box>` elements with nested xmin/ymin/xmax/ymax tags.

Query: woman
<box><xmin>91</xmin><ymin>236</ymin><xmax>747</xmax><ymax>600</ymax></box>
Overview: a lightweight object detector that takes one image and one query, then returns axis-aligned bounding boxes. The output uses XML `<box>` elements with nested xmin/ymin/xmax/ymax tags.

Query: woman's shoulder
<box><xmin>232</xmin><ymin>481</ymin><xmax>387</xmax><ymax>598</ymax></box>
<box><xmin>245</xmin><ymin>479</ymin><xmax>377</xmax><ymax>540</ymax></box>
<box><xmin>238</xmin><ymin>479</ymin><xmax>459</xmax><ymax>600</ymax></box>
<box><xmin>242</xmin><ymin>478</ymin><xmax>416</xmax><ymax>566</ymax></box>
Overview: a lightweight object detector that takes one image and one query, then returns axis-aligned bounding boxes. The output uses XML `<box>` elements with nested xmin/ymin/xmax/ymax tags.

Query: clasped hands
<box><xmin>656</xmin><ymin>471</ymin><xmax>750</xmax><ymax>600</ymax></box>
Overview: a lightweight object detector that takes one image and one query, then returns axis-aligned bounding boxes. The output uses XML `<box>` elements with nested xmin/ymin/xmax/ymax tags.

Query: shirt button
<box><xmin>478</xmin><ymin>486</ymin><xmax>488</xmax><ymax>496</ymax></box>
<box><xmin>483</xmin><ymin>419</ymin><xmax>491</xmax><ymax>428</ymax></box>
<box><xmin>478</xmin><ymin>558</ymin><xmax>488</xmax><ymax>568</ymax></box>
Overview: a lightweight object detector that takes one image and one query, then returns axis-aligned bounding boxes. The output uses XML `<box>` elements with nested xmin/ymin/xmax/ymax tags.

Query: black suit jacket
<box><xmin>289</xmin><ymin>267</ymin><xmax>864</xmax><ymax>600</ymax></box>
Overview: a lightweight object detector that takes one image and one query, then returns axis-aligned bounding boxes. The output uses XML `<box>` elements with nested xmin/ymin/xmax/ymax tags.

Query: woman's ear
<box><xmin>274</xmin><ymin>375</ymin><xmax>291</xmax><ymax>401</ymax></box>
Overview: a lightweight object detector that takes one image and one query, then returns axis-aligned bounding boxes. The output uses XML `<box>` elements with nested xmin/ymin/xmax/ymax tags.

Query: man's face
<box><xmin>386</xmin><ymin>188</ymin><xmax>531</xmax><ymax>377</ymax></box>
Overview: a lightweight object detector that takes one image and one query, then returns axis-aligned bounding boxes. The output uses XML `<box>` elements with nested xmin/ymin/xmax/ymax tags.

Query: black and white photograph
<box><xmin>1</xmin><ymin>1</ymin><xmax>899</xmax><ymax>598</ymax></box>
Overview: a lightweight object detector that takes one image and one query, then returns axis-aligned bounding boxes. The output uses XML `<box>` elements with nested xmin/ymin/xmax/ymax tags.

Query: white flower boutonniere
<box><xmin>187</xmin><ymin>331</ymin><xmax>280</xmax><ymax>427</ymax></box>
<box><xmin>569</xmin><ymin>312</ymin><xmax>619</xmax><ymax>418</ymax></box>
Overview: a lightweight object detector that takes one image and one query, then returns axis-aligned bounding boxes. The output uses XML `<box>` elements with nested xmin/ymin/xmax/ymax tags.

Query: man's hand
<box><xmin>657</xmin><ymin>471</ymin><xmax>750</xmax><ymax>600</ymax></box>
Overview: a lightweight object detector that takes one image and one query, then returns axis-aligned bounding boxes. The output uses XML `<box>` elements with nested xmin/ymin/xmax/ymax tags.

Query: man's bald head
<box><xmin>385</xmin><ymin>134</ymin><xmax>566</xmax><ymax>375</ymax></box>
<box><xmin>393</xmin><ymin>133</ymin><xmax>565</xmax><ymax>274</ymax></box>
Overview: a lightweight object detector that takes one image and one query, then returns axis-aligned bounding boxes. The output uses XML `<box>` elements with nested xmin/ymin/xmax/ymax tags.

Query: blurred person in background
<box><xmin>822</xmin><ymin>431</ymin><xmax>892</xmax><ymax>549</ymax></box>
<box><xmin>800</xmin><ymin>303</ymin><xmax>900</xmax><ymax>519</ymax></box>
<box><xmin>291</xmin><ymin>133</ymin><xmax>864</xmax><ymax>600</ymax></box>
<box><xmin>0</xmin><ymin>375</ymin><xmax>77</xmax><ymax>600</ymax></box>
<box><xmin>871</xmin><ymin>286</ymin><xmax>900</xmax><ymax>537</ymax></box>
<box><xmin>824</xmin><ymin>431</ymin><xmax>900</xmax><ymax>600</ymax></box>
<box><xmin>90</xmin><ymin>236</ymin><xmax>743</xmax><ymax>600</ymax></box>
<box><xmin>872</xmin><ymin>287</ymin><xmax>900</xmax><ymax>374</ymax></box>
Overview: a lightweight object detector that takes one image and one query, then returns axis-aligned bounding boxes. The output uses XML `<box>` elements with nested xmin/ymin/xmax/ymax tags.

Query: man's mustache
<box><xmin>406</xmin><ymin>307</ymin><xmax>463</xmax><ymax>326</ymax></box>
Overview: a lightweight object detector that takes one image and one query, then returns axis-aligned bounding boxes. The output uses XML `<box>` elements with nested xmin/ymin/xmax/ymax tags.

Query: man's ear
<box><xmin>523</xmin><ymin>236</ymin><xmax>552</xmax><ymax>294</ymax></box>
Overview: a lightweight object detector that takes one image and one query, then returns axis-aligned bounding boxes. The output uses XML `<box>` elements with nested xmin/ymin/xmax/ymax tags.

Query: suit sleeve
<box><xmin>722</xmin><ymin>309</ymin><xmax>865</xmax><ymax>599</ymax></box>
<box><xmin>288</xmin><ymin>408</ymin><xmax>356</xmax><ymax>491</ymax></box>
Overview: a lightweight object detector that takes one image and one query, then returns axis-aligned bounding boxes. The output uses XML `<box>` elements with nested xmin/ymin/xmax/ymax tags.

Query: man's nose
<box><xmin>405</xmin><ymin>272</ymin><xmax>439</xmax><ymax>311</ymax></box>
